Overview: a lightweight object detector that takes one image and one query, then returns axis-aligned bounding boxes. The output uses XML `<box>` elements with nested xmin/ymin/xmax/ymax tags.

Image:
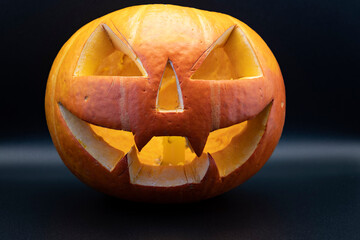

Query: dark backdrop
<box><xmin>1</xmin><ymin>0</ymin><xmax>359</xmax><ymax>139</ymax></box>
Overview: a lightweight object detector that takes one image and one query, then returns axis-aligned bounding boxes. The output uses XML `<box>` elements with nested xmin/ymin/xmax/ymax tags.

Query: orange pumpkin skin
<box><xmin>45</xmin><ymin>4</ymin><xmax>285</xmax><ymax>202</ymax></box>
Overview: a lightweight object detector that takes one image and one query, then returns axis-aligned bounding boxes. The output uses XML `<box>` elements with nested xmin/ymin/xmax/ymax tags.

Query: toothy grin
<box><xmin>58</xmin><ymin>102</ymin><xmax>271</xmax><ymax>187</ymax></box>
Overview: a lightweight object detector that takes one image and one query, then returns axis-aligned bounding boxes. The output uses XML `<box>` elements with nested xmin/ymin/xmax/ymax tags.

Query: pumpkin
<box><xmin>45</xmin><ymin>4</ymin><xmax>285</xmax><ymax>202</ymax></box>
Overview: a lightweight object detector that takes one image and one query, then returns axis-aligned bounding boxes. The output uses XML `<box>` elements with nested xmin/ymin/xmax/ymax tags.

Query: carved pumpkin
<box><xmin>45</xmin><ymin>4</ymin><xmax>285</xmax><ymax>202</ymax></box>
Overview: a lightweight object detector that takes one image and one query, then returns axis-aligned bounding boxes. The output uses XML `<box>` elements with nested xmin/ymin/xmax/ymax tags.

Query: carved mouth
<box><xmin>58</xmin><ymin>102</ymin><xmax>271</xmax><ymax>187</ymax></box>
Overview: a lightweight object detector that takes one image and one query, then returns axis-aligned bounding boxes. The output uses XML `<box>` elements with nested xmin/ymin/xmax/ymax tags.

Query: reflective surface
<box><xmin>0</xmin><ymin>138</ymin><xmax>359</xmax><ymax>239</ymax></box>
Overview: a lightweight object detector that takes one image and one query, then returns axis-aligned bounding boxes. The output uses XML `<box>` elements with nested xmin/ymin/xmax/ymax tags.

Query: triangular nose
<box><xmin>156</xmin><ymin>61</ymin><xmax>184</xmax><ymax>112</ymax></box>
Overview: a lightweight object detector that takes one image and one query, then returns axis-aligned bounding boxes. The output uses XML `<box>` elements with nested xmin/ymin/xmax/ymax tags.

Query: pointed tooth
<box><xmin>194</xmin><ymin>153</ymin><xmax>221</xmax><ymax>195</ymax></box>
<box><xmin>191</xmin><ymin>153</ymin><xmax>222</xmax><ymax>193</ymax></box>
<box><xmin>134</xmin><ymin>133</ymin><xmax>152</xmax><ymax>152</ymax></box>
<box><xmin>204</xmin><ymin>153</ymin><xmax>221</xmax><ymax>182</ymax></box>
<box><xmin>110</xmin><ymin>147</ymin><xmax>141</xmax><ymax>181</ymax></box>
<box><xmin>110</xmin><ymin>154</ymin><xmax>129</xmax><ymax>176</ymax></box>
<box><xmin>184</xmin><ymin>153</ymin><xmax>220</xmax><ymax>184</ymax></box>
<box><xmin>187</xmin><ymin>135</ymin><xmax>208</xmax><ymax>157</ymax></box>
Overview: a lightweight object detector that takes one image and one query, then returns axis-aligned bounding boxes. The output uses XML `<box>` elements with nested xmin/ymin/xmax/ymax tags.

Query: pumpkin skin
<box><xmin>45</xmin><ymin>4</ymin><xmax>285</xmax><ymax>202</ymax></box>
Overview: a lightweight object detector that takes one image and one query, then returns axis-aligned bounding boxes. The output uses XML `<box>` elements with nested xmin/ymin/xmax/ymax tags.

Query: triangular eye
<box><xmin>74</xmin><ymin>24</ymin><xmax>147</xmax><ymax>77</ymax></box>
<box><xmin>191</xmin><ymin>26</ymin><xmax>262</xmax><ymax>80</ymax></box>
<box><xmin>156</xmin><ymin>61</ymin><xmax>184</xmax><ymax>112</ymax></box>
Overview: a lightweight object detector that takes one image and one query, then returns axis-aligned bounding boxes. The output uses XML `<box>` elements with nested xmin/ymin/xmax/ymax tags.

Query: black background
<box><xmin>1</xmin><ymin>0</ymin><xmax>360</xmax><ymax>139</ymax></box>
<box><xmin>1</xmin><ymin>147</ymin><xmax>359</xmax><ymax>239</ymax></box>
<box><xmin>1</xmin><ymin>1</ymin><xmax>360</xmax><ymax>239</ymax></box>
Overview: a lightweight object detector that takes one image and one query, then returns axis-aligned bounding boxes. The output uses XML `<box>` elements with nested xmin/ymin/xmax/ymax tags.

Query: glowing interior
<box><xmin>62</xmin><ymin>24</ymin><xmax>269</xmax><ymax>186</ymax></box>
<box><xmin>94</xmin><ymin>50</ymin><xmax>142</xmax><ymax>76</ymax></box>
<box><xmin>155</xmin><ymin>61</ymin><xmax>184</xmax><ymax>112</ymax></box>
<box><xmin>73</xmin><ymin>24</ymin><xmax>146</xmax><ymax>77</ymax></box>
<box><xmin>89</xmin><ymin>119</ymin><xmax>248</xmax><ymax>167</ymax></box>
<box><xmin>59</xmin><ymin>103</ymin><xmax>270</xmax><ymax>186</ymax></box>
<box><xmin>191</xmin><ymin>26</ymin><xmax>262</xmax><ymax>80</ymax></box>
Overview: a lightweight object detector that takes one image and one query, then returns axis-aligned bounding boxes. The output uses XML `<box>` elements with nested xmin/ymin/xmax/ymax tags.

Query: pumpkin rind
<box><xmin>45</xmin><ymin>4</ymin><xmax>285</xmax><ymax>202</ymax></box>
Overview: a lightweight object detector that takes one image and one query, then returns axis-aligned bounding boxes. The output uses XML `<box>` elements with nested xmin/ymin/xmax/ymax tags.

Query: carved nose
<box><xmin>155</xmin><ymin>61</ymin><xmax>184</xmax><ymax>112</ymax></box>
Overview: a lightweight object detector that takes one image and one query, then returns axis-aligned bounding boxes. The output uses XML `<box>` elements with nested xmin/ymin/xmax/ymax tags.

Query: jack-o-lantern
<box><xmin>45</xmin><ymin>4</ymin><xmax>285</xmax><ymax>202</ymax></box>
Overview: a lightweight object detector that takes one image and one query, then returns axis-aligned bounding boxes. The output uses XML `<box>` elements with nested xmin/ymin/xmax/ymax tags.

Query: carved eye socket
<box><xmin>74</xmin><ymin>24</ymin><xmax>147</xmax><ymax>77</ymax></box>
<box><xmin>191</xmin><ymin>26</ymin><xmax>262</xmax><ymax>80</ymax></box>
